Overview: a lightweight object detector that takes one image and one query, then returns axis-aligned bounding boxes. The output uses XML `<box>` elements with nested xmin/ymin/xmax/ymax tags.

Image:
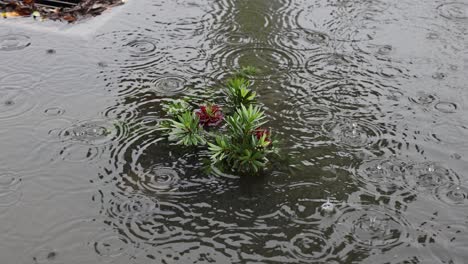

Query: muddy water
<box><xmin>1</xmin><ymin>0</ymin><xmax>468</xmax><ymax>263</ymax></box>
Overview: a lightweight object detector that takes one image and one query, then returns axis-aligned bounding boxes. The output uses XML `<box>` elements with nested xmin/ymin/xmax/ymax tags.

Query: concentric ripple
<box><xmin>126</xmin><ymin>39</ymin><xmax>156</xmax><ymax>55</ymax></box>
<box><xmin>434</xmin><ymin>183</ymin><xmax>468</xmax><ymax>207</ymax></box>
<box><xmin>105</xmin><ymin>193</ymin><xmax>159</xmax><ymax>220</ymax></box>
<box><xmin>437</xmin><ymin>2</ymin><xmax>468</xmax><ymax>20</ymax></box>
<box><xmin>92</xmin><ymin>233</ymin><xmax>129</xmax><ymax>258</ymax></box>
<box><xmin>357</xmin><ymin>158</ymin><xmax>412</xmax><ymax>196</ymax></box>
<box><xmin>104</xmin><ymin>192</ymin><xmax>192</xmax><ymax>244</ymax></box>
<box><xmin>58</xmin><ymin>144</ymin><xmax>102</xmax><ymax>163</ymax></box>
<box><xmin>289</xmin><ymin>231</ymin><xmax>333</xmax><ymax>262</ymax></box>
<box><xmin>44</xmin><ymin>107</ymin><xmax>66</xmax><ymax>116</ymax></box>
<box><xmin>409</xmin><ymin>92</ymin><xmax>438</xmax><ymax>106</ymax></box>
<box><xmin>60</xmin><ymin>120</ymin><xmax>127</xmax><ymax>146</ymax></box>
<box><xmin>430</xmin><ymin>122</ymin><xmax>468</xmax><ymax>146</ymax></box>
<box><xmin>0</xmin><ymin>171</ymin><xmax>22</xmax><ymax>207</ymax></box>
<box><xmin>95</xmin><ymin>31</ymin><xmax>164</xmax><ymax>71</ymax></box>
<box><xmin>134</xmin><ymin>166</ymin><xmax>181</xmax><ymax>193</ymax></box>
<box><xmin>151</xmin><ymin>76</ymin><xmax>189</xmax><ymax>96</ymax></box>
<box><xmin>33</xmin><ymin>118</ymin><xmax>74</xmax><ymax>143</ymax></box>
<box><xmin>335</xmin><ymin>205</ymin><xmax>411</xmax><ymax>250</ymax></box>
<box><xmin>219</xmin><ymin>45</ymin><xmax>298</xmax><ymax>79</ymax></box>
<box><xmin>0</xmin><ymin>87</ymin><xmax>37</xmax><ymax>120</ymax></box>
<box><xmin>305</xmin><ymin>53</ymin><xmax>355</xmax><ymax>80</ymax></box>
<box><xmin>323</xmin><ymin>119</ymin><xmax>383</xmax><ymax>148</ymax></box>
<box><xmin>275</xmin><ymin>29</ymin><xmax>329</xmax><ymax>51</ymax></box>
<box><xmin>214</xmin><ymin>31</ymin><xmax>253</xmax><ymax>45</ymax></box>
<box><xmin>404</xmin><ymin>162</ymin><xmax>459</xmax><ymax>191</ymax></box>
<box><xmin>434</xmin><ymin>101</ymin><xmax>458</xmax><ymax>114</ymax></box>
<box><xmin>0</xmin><ymin>34</ymin><xmax>31</xmax><ymax>51</ymax></box>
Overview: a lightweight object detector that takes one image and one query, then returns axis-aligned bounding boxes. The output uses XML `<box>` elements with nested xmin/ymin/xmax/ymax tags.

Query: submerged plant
<box><xmin>208</xmin><ymin>104</ymin><xmax>277</xmax><ymax>173</ymax></box>
<box><xmin>225</xmin><ymin>77</ymin><xmax>256</xmax><ymax>108</ymax></box>
<box><xmin>162</xmin><ymin>99</ymin><xmax>191</xmax><ymax>117</ymax></box>
<box><xmin>235</xmin><ymin>65</ymin><xmax>257</xmax><ymax>78</ymax></box>
<box><xmin>166</xmin><ymin>111</ymin><xmax>205</xmax><ymax>146</ymax></box>
<box><xmin>160</xmin><ymin>66</ymin><xmax>279</xmax><ymax>175</ymax></box>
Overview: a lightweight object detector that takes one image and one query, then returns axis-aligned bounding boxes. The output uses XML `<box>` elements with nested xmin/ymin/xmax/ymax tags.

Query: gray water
<box><xmin>1</xmin><ymin>0</ymin><xmax>468</xmax><ymax>263</ymax></box>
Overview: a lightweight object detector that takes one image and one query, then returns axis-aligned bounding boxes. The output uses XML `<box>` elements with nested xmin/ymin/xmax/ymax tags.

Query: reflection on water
<box><xmin>1</xmin><ymin>0</ymin><xmax>468</xmax><ymax>263</ymax></box>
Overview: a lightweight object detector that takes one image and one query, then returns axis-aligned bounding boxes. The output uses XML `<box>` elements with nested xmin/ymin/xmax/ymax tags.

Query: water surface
<box><xmin>1</xmin><ymin>0</ymin><xmax>468</xmax><ymax>263</ymax></box>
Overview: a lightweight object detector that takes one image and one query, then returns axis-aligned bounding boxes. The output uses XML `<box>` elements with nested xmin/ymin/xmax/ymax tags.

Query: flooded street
<box><xmin>1</xmin><ymin>0</ymin><xmax>468</xmax><ymax>263</ymax></box>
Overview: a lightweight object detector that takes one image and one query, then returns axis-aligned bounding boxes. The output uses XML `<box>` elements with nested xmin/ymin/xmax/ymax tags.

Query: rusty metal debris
<box><xmin>0</xmin><ymin>0</ymin><xmax>125</xmax><ymax>22</ymax></box>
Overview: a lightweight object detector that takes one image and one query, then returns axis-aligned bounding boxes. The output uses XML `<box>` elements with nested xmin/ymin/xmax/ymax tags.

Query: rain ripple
<box><xmin>357</xmin><ymin>158</ymin><xmax>414</xmax><ymax>198</ymax></box>
<box><xmin>437</xmin><ymin>3</ymin><xmax>468</xmax><ymax>20</ymax></box>
<box><xmin>288</xmin><ymin>230</ymin><xmax>334</xmax><ymax>262</ymax></box>
<box><xmin>322</xmin><ymin>118</ymin><xmax>385</xmax><ymax>148</ymax></box>
<box><xmin>0</xmin><ymin>34</ymin><xmax>31</xmax><ymax>51</ymax></box>
<box><xmin>0</xmin><ymin>171</ymin><xmax>22</xmax><ymax>208</ymax></box>
<box><xmin>305</xmin><ymin>53</ymin><xmax>356</xmax><ymax>80</ymax></box>
<box><xmin>216</xmin><ymin>45</ymin><xmax>300</xmax><ymax>79</ymax></box>
<box><xmin>434</xmin><ymin>184</ymin><xmax>468</xmax><ymax>207</ymax></box>
<box><xmin>103</xmin><ymin>192</ymin><xmax>193</xmax><ymax>244</ymax></box>
<box><xmin>0</xmin><ymin>72</ymin><xmax>40</xmax><ymax>120</ymax></box>
<box><xmin>334</xmin><ymin>205</ymin><xmax>411</xmax><ymax>251</ymax></box>
<box><xmin>60</xmin><ymin>119</ymin><xmax>128</xmax><ymax>146</ymax></box>
<box><xmin>134</xmin><ymin>166</ymin><xmax>182</xmax><ymax>194</ymax></box>
<box><xmin>273</xmin><ymin>29</ymin><xmax>329</xmax><ymax>51</ymax></box>
<box><xmin>358</xmin><ymin>158</ymin><xmax>460</xmax><ymax>199</ymax></box>
<box><xmin>95</xmin><ymin>31</ymin><xmax>164</xmax><ymax>71</ymax></box>
<box><xmin>151</xmin><ymin>76</ymin><xmax>189</xmax><ymax>96</ymax></box>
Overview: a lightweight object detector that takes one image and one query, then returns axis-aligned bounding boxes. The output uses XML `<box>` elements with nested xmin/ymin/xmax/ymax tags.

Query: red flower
<box><xmin>195</xmin><ymin>104</ymin><xmax>224</xmax><ymax>127</ymax></box>
<box><xmin>254</xmin><ymin>128</ymin><xmax>271</xmax><ymax>144</ymax></box>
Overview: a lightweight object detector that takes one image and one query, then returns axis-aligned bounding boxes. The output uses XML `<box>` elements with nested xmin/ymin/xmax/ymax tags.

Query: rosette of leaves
<box><xmin>208</xmin><ymin>104</ymin><xmax>278</xmax><ymax>174</ymax></box>
<box><xmin>160</xmin><ymin>99</ymin><xmax>206</xmax><ymax>146</ymax></box>
<box><xmin>225</xmin><ymin>77</ymin><xmax>257</xmax><ymax>109</ymax></box>
<box><xmin>195</xmin><ymin>104</ymin><xmax>224</xmax><ymax>127</ymax></box>
<box><xmin>167</xmin><ymin>111</ymin><xmax>206</xmax><ymax>146</ymax></box>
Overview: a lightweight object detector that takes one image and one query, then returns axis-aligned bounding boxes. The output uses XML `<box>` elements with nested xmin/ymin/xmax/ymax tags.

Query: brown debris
<box><xmin>0</xmin><ymin>0</ymin><xmax>124</xmax><ymax>23</ymax></box>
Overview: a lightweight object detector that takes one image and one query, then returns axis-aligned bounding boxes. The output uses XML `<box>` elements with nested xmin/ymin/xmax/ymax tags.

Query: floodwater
<box><xmin>1</xmin><ymin>0</ymin><xmax>467</xmax><ymax>263</ymax></box>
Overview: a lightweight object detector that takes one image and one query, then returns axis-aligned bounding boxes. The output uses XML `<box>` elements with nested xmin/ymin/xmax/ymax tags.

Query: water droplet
<box><xmin>320</xmin><ymin>198</ymin><xmax>335</xmax><ymax>214</ymax></box>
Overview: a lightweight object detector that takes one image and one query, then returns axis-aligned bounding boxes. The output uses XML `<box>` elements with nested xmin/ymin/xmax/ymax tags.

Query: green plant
<box><xmin>225</xmin><ymin>77</ymin><xmax>256</xmax><ymax>108</ymax></box>
<box><xmin>166</xmin><ymin>111</ymin><xmax>206</xmax><ymax>146</ymax></box>
<box><xmin>162</xmin><ymin>99</ymin><xmax>191</xmax><ymax>116</ymax></box>
<box><xmin>159</xmin><ymin>66</ymin><xmax>279</xmax><ymax>175</ymax></box>
<box><xmin>208</xmin><ymin>104</ymin><xmax>277</xmax><ymax>173</ymax></box>
<box><xmin>235</xmin><ymin>65</ymin><xmax>257</xmax><ymax>78</ymax></box>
